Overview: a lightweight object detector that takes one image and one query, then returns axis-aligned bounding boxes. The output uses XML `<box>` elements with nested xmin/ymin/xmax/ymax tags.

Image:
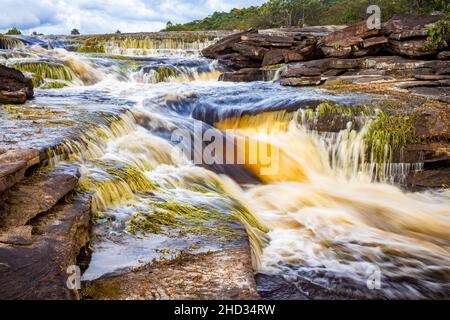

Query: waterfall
<box><xmin>214</xmin><ymin>105</ymin><xmax>424</xmax><ymax>185</ymax></box>
<box><xmin>128</xmin><ymin>61</ymin><xmax>221</xmax><ymax>84</ymax></box>
<box><xmin>0</xmin><ymin>35</ymin><xmax>25</xmax><ymax>50</ymax></box>
<box><xmin>2</xmin><ymin>32</ymin><xmax>449</xmax><ymax>298</ymax></box>
<box><xmin>76</xmin><ymin>34</ymin><xmax>219</xmax><ymax>57</ymax></box>
<box><xmin>214</xmin><ymin>108</ymin><xmax>450</xmax><ymax>299</ymax></box>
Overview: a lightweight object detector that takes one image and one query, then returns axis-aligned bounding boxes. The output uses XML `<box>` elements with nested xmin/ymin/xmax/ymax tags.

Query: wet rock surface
<box><xmin>82</xmin><ymin>247</ymin><xmax>259</xmax><ymax>300</ymax></box>
<box><xmin>0</xmin><ymin>199</ymin><xmax>90</xmax><ymax>299</ymax></box>
<box><xmin>255</xmin><ymin>273</ymin><xmax>384</xmax><ymax>300</ymax></box>
<box><xmin>0</xmin><ymin>64</ymin><xmax>34</xmax><ymax>104</ymax></box>
<box><xmin>0</xmin><ymin>149</ymin><xmax>88</xmax><ymax>300</ymax></box>
<box><xmin>0</xmin><ymin>103</ymin><xmax>130</xmax><ymax>299</ymax></box>
<box><xmin>0</xmin><ymin>165</ymin><xmax>80</xmax><ymax>228</ymax></box>
<box><xmin>281</xmin><ymin>56</ymin><xmax>450</xmax><ymax>102</ymax></box>
<box><xmin>407</xmin><ymin>167</ymin><xmax>450</xmax><ymax>189</ymax></box>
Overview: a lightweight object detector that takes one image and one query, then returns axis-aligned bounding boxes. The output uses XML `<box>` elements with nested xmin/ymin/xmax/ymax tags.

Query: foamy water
<box><xmin>1</xmin><ymin>34</ymin><xmax>449</xmax><ymax>298</ymax></box>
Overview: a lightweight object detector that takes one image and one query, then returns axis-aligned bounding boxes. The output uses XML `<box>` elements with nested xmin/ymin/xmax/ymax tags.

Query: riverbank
<box><xmin>0</xmin><ymin>15</ymin><xmax>449</xmax><ymax>300</ymax></box>
<box><xmin>201</xmin><ymin>13</ymin><xmax>450</xmax><ymax>190</ymax></box>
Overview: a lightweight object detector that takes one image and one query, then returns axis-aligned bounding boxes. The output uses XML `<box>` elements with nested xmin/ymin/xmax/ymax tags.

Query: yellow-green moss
<box><xmin>155</xmin><ymin>66</ymin><xmax>177</xmax><ymax>82</ymax></box>
<box><xmin>427</xmin><ymin>19</ymin><xmax>450</xmax><ymax>49</ymax></box>
<box><xmin>12</xmin><ymin>62</ymin><xmax>73</xmax><ymax>81</ymax></box>
<box><xmin>41</xmin><ymin>81</ymin><xmax>69</xmax><ymax>89</ymax></box>
<box><xmin>77</xmin><ymin>45</ymin><xmax>106</xmax><ymax>53</ymax></box>
<box><xmin>365</xmin><ymin>110</ymin><xmax>421</xmax><ymax>169</ymax></box>
<box><xmin>302</xmin><ymin>101</ymin><xmax>373</xmax><ymax>122</ymax></box>
<box><xmin>127</xmin><ymin>198</ymin><xmax>240</xmax><ymax>240</ymax></box>
<box><xmin>0</xmin><ymin>35</ymin><xmax>24</xmax><ymax>49</ymax></box>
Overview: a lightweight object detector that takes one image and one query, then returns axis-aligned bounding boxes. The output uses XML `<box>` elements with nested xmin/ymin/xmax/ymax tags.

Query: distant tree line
<box><xmin>162</xmin><ymin>0</ymin><xmax>450</xmax><ymax>31</ymax></box>
<box><xmin>5</xmin><ymin>27</ymin><xmax>22</xmax><ymax>35</ymax></box>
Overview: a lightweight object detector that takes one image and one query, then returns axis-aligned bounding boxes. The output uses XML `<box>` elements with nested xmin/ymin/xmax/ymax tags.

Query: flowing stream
<box><xmin>1</xmin><ymin>34</ymin><xmax>449</xmax><ymax>299</ymax></box>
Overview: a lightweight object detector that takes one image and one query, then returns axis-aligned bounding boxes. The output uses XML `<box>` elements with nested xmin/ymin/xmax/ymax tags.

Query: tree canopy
<box><xmin>161</xmin><ymin>0</ymin><xmax>450</xmax><ymax>31</ymax></box>
<box><xmin>5</xmin><ymin>27</ymin><xmax>21</xmax><ymax>35</ymax></box>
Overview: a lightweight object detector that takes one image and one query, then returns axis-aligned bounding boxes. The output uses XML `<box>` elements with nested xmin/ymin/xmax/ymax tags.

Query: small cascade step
<box><xmin>0</xmin><ymin>164</ymin><xmax>80</xmax><ymax>228</ymax></box>
<box><xmin>0</xmin><ymin>199</ymin><xmax>90</xmax><ymax>299</ymax></box>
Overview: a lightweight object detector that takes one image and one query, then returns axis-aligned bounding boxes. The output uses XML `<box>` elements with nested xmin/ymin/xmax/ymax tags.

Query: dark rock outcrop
<box><xmin>202</xmin><ymin>26</ymin><xmax>331</xmax><ymax>79</ymax></box>
<box><xmin>0</xmin><ymin>199</ymin><xmax>90</xmax><ymax>299</ymax></box>
<box><xmin>0</xmin><ymin>146</ymin><xmax>89</xmax><ymax>300</ymax></box>
<box><xmin>407</xmin><ymin>167</ymin><xmax>450</xmax><ymax>189</ymax></box>
<box><xmin>202</xmin><ymin>14</ymin><xmax>449</xmax><ymax>83</ymax></box>
<box><xmin>221</xmin><ymin>68</ymin><xmax>264</xmax><ymax>82</ymax></box>
<box><xmin>0</xmin><ymin>64</ymin><xmax>34</xmax><ymax>104</ymax></box>
<box><xmin>280</xmin><ymin>56</ymin><xmax>450</xmax><ymax>102</ymax></box>
<box><xmin>319</xmin><ymin>14</ymin><xmax>449</xmax><ymax>59</ymax></box>
<box><xmin>0</xmin><ymin>148</ymin><xmax>40</xmax><ymax>194</ymax></box>
<box><xmin>202</xmin><ymin>28</ymin><xmax>258</xmax><ymax>59</ymax></box>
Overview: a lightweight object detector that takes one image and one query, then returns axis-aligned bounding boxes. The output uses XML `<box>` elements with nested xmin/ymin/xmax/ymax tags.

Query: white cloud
<box><xmin>0</xmin><ymin>0</ymin><xmax>266</xmax><ymax>35</ymax></box>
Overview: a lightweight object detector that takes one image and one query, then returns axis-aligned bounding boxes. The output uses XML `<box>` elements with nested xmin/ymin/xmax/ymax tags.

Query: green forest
<box><xmin>162</xmin><ymin>0</ymin><xmax>450</xmax><ymax>31</ymax></box>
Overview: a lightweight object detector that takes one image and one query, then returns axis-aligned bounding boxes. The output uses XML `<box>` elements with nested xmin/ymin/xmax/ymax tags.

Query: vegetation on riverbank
<box><xmin>162</xmin><ymin>0</ymin><xmax>450</xmax><ymax>31</ymax></box>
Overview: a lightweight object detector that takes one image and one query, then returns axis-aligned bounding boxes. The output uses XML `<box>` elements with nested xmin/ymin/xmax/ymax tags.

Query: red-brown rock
<box><xmin>0</xmin><ymin>65</ymin><xmax>34</xmax><ymax>104</ymax></box>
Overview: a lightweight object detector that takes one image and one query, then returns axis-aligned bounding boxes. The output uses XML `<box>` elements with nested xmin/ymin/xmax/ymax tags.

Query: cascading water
<box><xmin>1</xmin><ymin>33</ymin><xmax>449</xmax><ymax>299</ymax></box>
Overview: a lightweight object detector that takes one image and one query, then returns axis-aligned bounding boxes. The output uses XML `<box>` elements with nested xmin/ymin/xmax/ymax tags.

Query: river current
<box><xmin>1</xmin><ymin>34</ymin><xmax>449</xmax><ymax>299</ymax></box>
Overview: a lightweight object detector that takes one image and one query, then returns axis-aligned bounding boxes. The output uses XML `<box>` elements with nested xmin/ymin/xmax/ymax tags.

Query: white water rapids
<box><xmin>1</xmin><ymin>34</ymin><xmax>449</xmax><ymax>299</ymax></box>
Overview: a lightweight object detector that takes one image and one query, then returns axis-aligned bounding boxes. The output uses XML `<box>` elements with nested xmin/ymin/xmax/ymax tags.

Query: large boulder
<box><xmin>383</xmin><ymin>14</ymin><xmax>450</xmax><ymax>58</ymax></box>
<box><xmin>217</xmin><ymin>53</ymin><xmax>262</xmax><ymax>69</ymax></box>
<box><xmin>321</xmin><ymin>21</ymin><xmax>381</xmax><ymax>47</ymax></box>
<box><xmin>320</xmin><ymin>21</ymin><xmax>383</xmax><ymax>58</ymax></box>
<box><xmin>201</xmin><ymin>29</ymin><xmax>257</xmax><ymax>59</ymax></box>
<box><xmin>388</xmin><ymin>38</ymin><xmax>447</xmax><ymax>58</ymax></box>
<box><xmin>231</xmin><ymin>42</ymin><xmax>269</xmax><ymax>60</ymax></box>
<box><xmin>382</xmin><ymin>13</ymin><xmax>448</xmax><ymax>40</ymax></box>
<box><xmin>0</xmin><ymin>65</ymin><xmax>34</xmax><ymax>104</ymax></box>
<box><xmin>318</xmin><ymin>14</ymin><xmax>450</xmax><ymax>59</ymax></box>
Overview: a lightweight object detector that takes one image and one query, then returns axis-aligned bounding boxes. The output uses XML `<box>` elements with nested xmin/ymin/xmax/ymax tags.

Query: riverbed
<box><xmin>1</xmin><ymin>33</ymin><xmax>449</xmax><ymax>299</ymax></box>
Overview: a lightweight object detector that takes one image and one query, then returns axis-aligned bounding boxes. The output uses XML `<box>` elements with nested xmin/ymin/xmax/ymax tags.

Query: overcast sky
<box><xmin>0</xmin><ymin>0</ymin><xmax>266</xmax><ymax>35</ymax></box>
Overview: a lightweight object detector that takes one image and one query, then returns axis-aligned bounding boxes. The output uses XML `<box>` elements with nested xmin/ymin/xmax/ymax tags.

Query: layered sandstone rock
<box><xmin>0</xmin><ymin>64</ymin><xmax>34</xmax><ymax>104</ymax></box>
<box><xmin>0</xmin><ymin>145</ymin><xmax>89</xmax><ymax>299</ymax></box>
<box><xmin>202</xmin><ymin>14</ymin><xmax>450</xmax><ymax>83</ymax></box>
<box><xmin>0</xmin><ymin>199</ymin><xmax>90</xmax><ymax>299</ymax></box>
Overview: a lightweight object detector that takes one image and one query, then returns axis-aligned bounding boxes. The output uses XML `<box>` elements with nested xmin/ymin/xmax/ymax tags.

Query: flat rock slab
<box><xmin>0</xmin><ymin>165</ymin><xmax>80</xmax><ymax>228</ymax></box>
<box><xmin>0</xmin><ymin>148</ymin><xmax>40</xmax><ymax>166</ymax></box>
<box><xmin>408</xmin><ymin>86</ymin><xmax>450</xmax><ymax>103</ymax></box>
<box><xmin>0</xmin><ymin>148</ymin><xmax>40</xmax><ymax>194</ymax></box>
<box><xmin>82</xmin><ymin>247</ymin><xmax>259</xmax><ymax>300</ymax></box>
<box><xmin>407</xmin><ymin>168</ymin><xmax>450</xmax><ymax>189</ymax></box>
<box><xmin>0</xmin><ymin>225</ymin><xmax>33</xmax><ymax>245</ymax></box>
<box><xmin>0</xmin><ymin>199</ymin><xmax>90</xmax><ymax>299</ymax></box>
